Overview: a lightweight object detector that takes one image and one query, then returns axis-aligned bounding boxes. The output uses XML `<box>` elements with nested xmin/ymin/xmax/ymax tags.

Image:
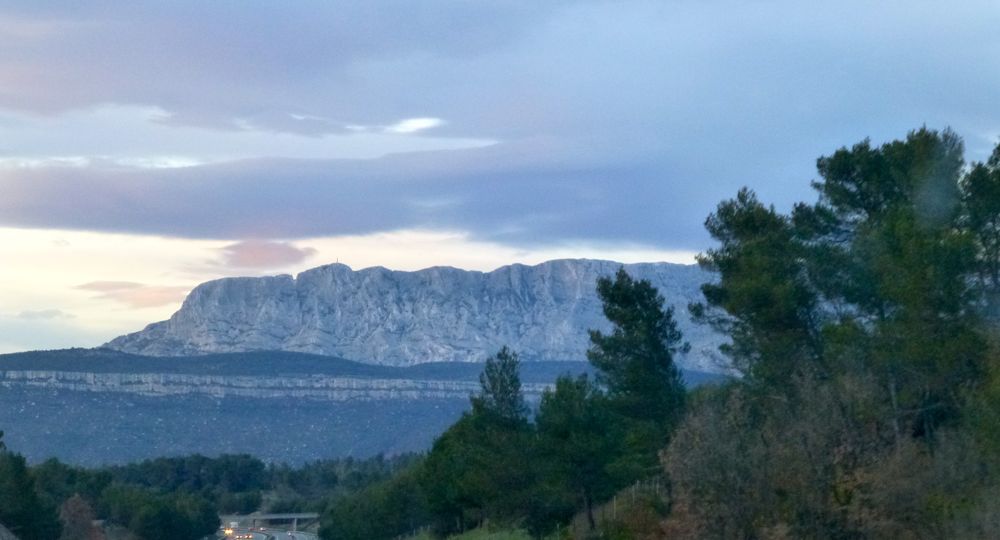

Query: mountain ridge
<box><xmin>106</xmin><ymin>258</ymin><xmax>727</xmax><ymax>372</ymax></box>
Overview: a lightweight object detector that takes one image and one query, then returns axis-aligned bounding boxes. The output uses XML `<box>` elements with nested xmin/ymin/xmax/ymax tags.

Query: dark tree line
<box><xmin>664</xmin><ymin>128</ymin><xmax>1000</xmax><ymax>538</ymax></box>
<box><xmin>0</xmin><ymin>434</ymin><xmax>418</xmax><ymax>540</ymax></box>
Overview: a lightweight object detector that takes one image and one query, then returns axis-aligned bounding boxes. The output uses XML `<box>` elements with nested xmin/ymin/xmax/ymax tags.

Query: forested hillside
<box><xmin>0</xmin><ymin>440</ymin><xmax>418</xmax><ymax>540</ymax></box>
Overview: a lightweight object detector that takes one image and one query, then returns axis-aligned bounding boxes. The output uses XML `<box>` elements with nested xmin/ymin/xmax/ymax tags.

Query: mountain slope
<box><xmin>107</xmin><ymin>259</ymin><xmax>726</xmax><ymax>372</ymax></box>
<box><xmin>0</xmin><ymin>349</ymin><xmax>726</xmax><ymax>464</ymax></box>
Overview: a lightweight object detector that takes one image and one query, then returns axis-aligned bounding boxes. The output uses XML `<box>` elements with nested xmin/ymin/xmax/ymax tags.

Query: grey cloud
<box><xmin>0</xmin><ymin>141</ymin><xmax>720</xmax><ymax>250</ymax></box>
<box><xmin>3</xmin><ymin>0</ymin><xmax>994</xmax><ymax>143</ymax></box>
<box><xmin>0</xmin><ymin>1</ymin><xmax>588</xmax><ymax>134</ymax></box>
<box><xmin>2</xmin><ymin>1</ymin><xmax>1000</xmax><ymax>252</ymax></box>
<box><xmin>16</xmin><ymin>309</ymin><xmax>74</xmax><ymax>320</ymax></box>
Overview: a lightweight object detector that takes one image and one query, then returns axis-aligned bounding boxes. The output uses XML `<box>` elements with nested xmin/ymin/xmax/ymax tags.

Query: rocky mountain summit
<box><xmin>107</xmin><ymin>259</ymin><xmax>726</xmax><ymax>372</ymax></box>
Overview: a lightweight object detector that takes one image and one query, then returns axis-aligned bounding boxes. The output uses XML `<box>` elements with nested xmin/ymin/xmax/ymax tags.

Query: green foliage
<box><xmin>110</xmin><ymin>453</ymin><xmax>267</xmax><ymax>494</ymax></box>
<box><xmin>588</xmin><ymin>268</ymin><xmax>687</xmax><ymax>427</ymax></box>
<box><xmin>961</xmin><ymin>144</ymin><xmax>1000</xmax><ymax>312</ymax></box>
<box><xmin>320</xmin><ymin>464</ymin><xmax>430</xmax><ymax>540</ymax></box>
<box><xmin>694</xmin><ymin>188</ymin><xmax>824</xmax><ymax>387</ymax></box>
<box><xmin>444</xmin><ymin>527</ymin><xmax>535</xmax><ymax>540</ymax></box>
<box><xmin>33</xmin><ymin>459</ymin><xmax>112</xmax><ymax>515</ymax></box>
<box><xmin>699</xmin><ymin>127</ymin><xmax>987</xmax><ymax>437</ymax></box>
<box><xmin>100</xmin><ymin>485</ymin><xmax>218</xmax><ymax>540</ymax></box>
<box><xmin>535</xmin><ymin>374</ymin><xmax>621</xmax><ymax>531</ymax></box>
<box><xmin>9</xmin><ymin>446</ymin><xmax>411</xmax><ymax>540</ymax></box>
<box><xmin>125</xmin><ymin>493</ymin><xmax>217</xmax><ymax>540</ymax></box>
<box><xmin>265</xmin><ymin>453</ymin><xmax>420</xmax><ymax>512</ymax></box>
<box><xmin>0</xmin><ymin>448</ymin><xmax>61</xmax><ymax>540</ymax></box>
<box><xmin>422</xmin><ymin>348</ymin><xmax>537</xmax><ymax>536</ymax></box>
<box><xmin>587</xmin><ymin>268</ymin><xmax>687</xmax><ymax>482</ymax></box>
<box><xmin>662</xmin><ymin>128</ymin><xmax>1000</xmax><ymax>537</ymax></box>
<box><xmin>471</xmin><ymin>346</ymin><xmax>528</xmax><ymax>424</ymax></box>
<box><xmin>405</xmin><ymin>272</ymin><xmax>694</xmax><ymax>537</ymax></box>
<box><xmin>797</xmin><ymin>128</ymin><xmax>984</xmax><ymax>437</ymax></box>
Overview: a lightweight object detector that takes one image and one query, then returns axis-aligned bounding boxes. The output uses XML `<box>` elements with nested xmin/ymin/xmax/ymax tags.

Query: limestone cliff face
<box><xmin>0</xmin><ymin>370</ymin><xmax>550</xmax><ymax>401</ymax></box>
<box><xmin>107</xmin><ymin>259</ymin><xmax>726</xmax><ymax>372</ymax></box>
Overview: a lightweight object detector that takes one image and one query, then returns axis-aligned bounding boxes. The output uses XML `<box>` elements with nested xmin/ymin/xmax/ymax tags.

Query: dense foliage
<box><xmin>664</xmin><ymin>128</ymin><xmax>1000</xmax><ymax>538</ymax></box>
<box><xmin>0</xmin><ymin>434</ymin><xmax>417</xmax><ymax>540</ymax></box>
<box><xmin>0</xmin><ymin>433</ymin><xmax>61</xmax><ymax>540</ymax></box>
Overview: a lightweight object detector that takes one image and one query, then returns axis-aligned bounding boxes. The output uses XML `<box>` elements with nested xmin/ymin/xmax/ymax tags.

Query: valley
<box><xmin>0</xmin><ymin>348</ymin><xmax>722</xmax><ymax>465</ymax></box>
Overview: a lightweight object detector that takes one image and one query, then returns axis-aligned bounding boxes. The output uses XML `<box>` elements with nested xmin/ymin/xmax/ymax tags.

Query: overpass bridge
<box><xmin>224</xmin><ymin>513</ymin><xmax>320</xmax><ymax>532</ymax></box>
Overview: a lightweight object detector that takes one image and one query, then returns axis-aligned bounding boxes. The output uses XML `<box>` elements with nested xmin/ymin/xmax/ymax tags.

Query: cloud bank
<box><xmin>1</xmin><ymin>0</ymin><xmax>999</xmax><ymax>254</ymax></box>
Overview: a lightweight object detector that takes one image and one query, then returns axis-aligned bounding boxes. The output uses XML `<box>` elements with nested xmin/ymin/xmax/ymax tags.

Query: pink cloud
<box><xmin>75</xmin><ymin>281</ymin><xmax>189</xmax><ymax>309</ymax></box>
<box><xmin>220</xmin><ymin>240</ymin><xmax>317</xmax><ymax>268</ymax></box>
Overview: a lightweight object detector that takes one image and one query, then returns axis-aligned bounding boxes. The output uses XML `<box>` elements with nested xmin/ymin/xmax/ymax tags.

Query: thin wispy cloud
<box><xmin>16</xmin><ymin>309</ymin><xmax>74</xmax><ymax>320</ymax></box>
<box><xmin>76</xmin><ymin>281</ymin><xmax>190</xmax><ymax>309</ymax></box>
<box><xmin>76</xmin><ymin>281</ymin><xmax>145</xmax><ymax>292</ymax></box>
<box><xmin>386</xmin><ymin>118</ymin><xmax>445</xmax><ymax>134</ymax></box>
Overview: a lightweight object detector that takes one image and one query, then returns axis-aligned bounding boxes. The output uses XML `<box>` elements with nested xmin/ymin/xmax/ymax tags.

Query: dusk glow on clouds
<box><xmin>2</xmin><ymin>1</ymin><xmax>1000</xmax><ymax>351</ymax></box>
<box><xmin>75</xmin><ymin>281</ymin><xmax>191</xmax><ymax>309</ymax></box>
<box><xmin>220</xmin><ymin>240</ymin><xmax>318</xmax><ymax>269</ymax></box>
<box><xmin>0</xmin><ymin>227</ymin><xmax>695</xmax><ymax>353</ymax></box>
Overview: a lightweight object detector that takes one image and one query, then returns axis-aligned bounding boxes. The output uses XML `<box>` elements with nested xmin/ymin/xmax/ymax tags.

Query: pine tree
<box><xmin>470</xmin><ymin>346</ymin><xmax>527</xmax><ymax>423</ymax></box>
<box><xmin>421</xmin><ymin>347</ymin><xmax>535</xmax><ymax>534</ymax></box>
<box><xmin>587</xmin><ymin>268</ymin><xmax>687</xmax><ymax>479</ymax></box>
<box><xmin>961</xmin><ymin>143</ymin><xmax>1000</xmax><ymax>316</ymax></box>
<box><xmin>797</xmin><ymin>127</ymin><xmax>984</xmax><ymax>437</ymax></box>
<box><xmin>536</xmin><ymin>374</ymin><xmax>620</xmax><ymax>531</ymax></box>
<box><xmin>693</xmin><ymin>188</ymin><xmax>824</xmax><ymax>387</ymax></box>
<box><xmin>0</xmin><ymin>448</ymin><xmax>61</xmax><ymax>540</ymax></box>
<box><xmin>588</xmin><ymin>268</ymin><xmax>687</xmax><ymax>428</ymax></box>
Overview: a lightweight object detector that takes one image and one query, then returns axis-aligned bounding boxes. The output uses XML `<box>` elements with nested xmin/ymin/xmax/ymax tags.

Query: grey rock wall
<box><xmin>0</xmin><ymin>369</ymin><xmax>550</xmax><ymax>401</ymax></box>
<box><xmin>107</xmin><ymin>259</ymin><xmax>727</xmax><ymax>372</ymax></box>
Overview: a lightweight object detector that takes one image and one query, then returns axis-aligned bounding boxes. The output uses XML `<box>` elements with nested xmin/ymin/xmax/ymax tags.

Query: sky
<box><xmin>2</xmin><ymin>1</ymin><xmax>1000</xmax><ymax>352</ymax></box>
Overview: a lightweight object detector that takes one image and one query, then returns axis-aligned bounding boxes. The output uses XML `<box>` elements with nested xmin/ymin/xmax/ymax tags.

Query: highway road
<box><xmin>226</xmin><ymin>527</ymin><xmax>318</xmax><ymax>540</ymax></box>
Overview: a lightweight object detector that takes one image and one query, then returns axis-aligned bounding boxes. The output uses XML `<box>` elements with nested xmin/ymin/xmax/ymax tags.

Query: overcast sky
<box><xmin>2</xmin><ymin>1</ymin><xmax>1000</xmax><ymax>352</ymax></box>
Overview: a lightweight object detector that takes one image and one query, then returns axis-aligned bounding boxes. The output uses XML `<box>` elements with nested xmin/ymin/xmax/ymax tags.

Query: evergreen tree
<box><xmin>421</xmin><ymin>347</ymin><xmax>535</xmax><ymax>535</ymax></box>
<box><xmin>961</xmin><ymin>143</ymin><xmax>1000</xmax><ymax>316</ymax></box>
<box><xmin>0</xmin><ymin>448</ymin><xmax>61</xmax><ymax>540</ymax></box>
<box><xmin>693</xmin><ymin>188</ymin><xmax>824</xmax><ymax>387</ymax></box>
<box><xmin>470</xmin><ymin>346</ymin><xmax>527</xmax><ymax>423</ymax></box>
<box><xmin>796</xmin><ymin>127</ymin><xmax>984</xmax><ymax>437</ymax></box>
<box><xmin>587</xmin><ymin>268</ymin><xmax>687</xmax><ymax>477</ymax></box>
<box><xmin>535</xmin><ymin>374</ymin><xmax>620</xmax><ymax>531</ymax></box>
<box><xmin>588</xmin><ymin>268</ymin><xmax>686</xmax><ymax>427</ymax></box>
